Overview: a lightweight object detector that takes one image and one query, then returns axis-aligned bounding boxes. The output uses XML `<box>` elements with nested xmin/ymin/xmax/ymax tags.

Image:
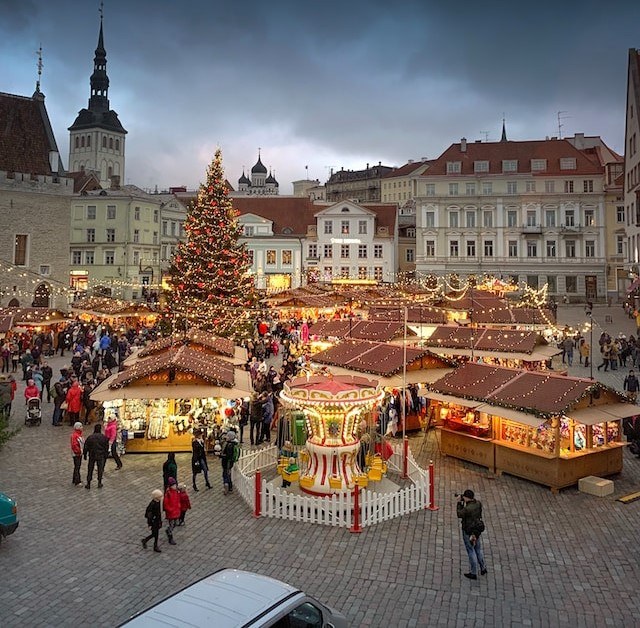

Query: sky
<box><xmin>2</xmin><ymin>0</ymin><xmax>639</xmax><ymax>194</ymax></box>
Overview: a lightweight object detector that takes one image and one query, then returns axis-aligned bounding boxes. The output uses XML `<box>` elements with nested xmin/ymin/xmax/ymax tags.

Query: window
<box><xmin>170</xmin><ymin>222</ymin><xmax>176</xmax><ymax>236</ymax></box>
<box><xmin>481</xmin><ymin>182</ymin><xmax>492</xmax><ymax>195</ymax></box>
<box><xmin>87</xmin><ymin>135</ymin><xmax>91</xmax><ymax>147</ymax></box>
<box><xmin>106</xmin><ymin>205</ymin><xmax>116</xmax><ymax>220</ymax></box>
<box><xmin>584</xmin><ymin>209</ymin><xmax>594</xmax><ymax>226</ymax></box>
<box><xmin>358</xmin><ymin>245</ymin><xmax>367</xmax><ymax>259</ymax></box>
<box><xmin>483</xmin><ymin>211</ymin><xmax>493</xmax><ymax>228</ymax></box>
<box><xmin>133</xmin><ymin>229</ymin><xmax>140</xmax><ymax>243</ymax></box>
<box><xmin>72</xmin><ymin>250</ymin><xmax>82</xmax><ymax>265</ymax></box>
<box><xmin>585</xmin><ymin>240</ymin><xmax>595</xmax><ymax>257</ymax></box>
<box><xmin>132</xmin><ymin>251</ymin><xmax>139</xmax><ymax>265</ymax></box>
<box><xmin>39</xmin><ymin>264</ymin><xmax>51</xmax><ymax>276</ymax></box>
<box><xmin>466</xmin><ymin>211</ymin><xmax>476</xmax><ymax>228</ymax></box>
<box><xmin>109</xmin><ymin>137</ymin><xmax>113</xmax><ymax>149</ymax></box>
<box><xmin>507</xmin><ymin>211</ymin><xmax>518</xmax><ymax>227</ymax></box>
<box><xmin>546</xmin><ymin>240</ymin><xmax>557</xmax><ymax>257</ymax></box>
<box><xmin>426</xmin><ymin>183</ymin><xmax>436</xmax><ymax>197</ymax></box>
<box><xmin>527</xmin><ymin>275</ymin><xmax>539</xmax><ymax>289</ymax></box>
<box><xmin>565</xmin><ymin>210</ymin><xmax>575</xmax><ymax>226</ymax></box>
<box><xmin>446</xmin><ymin>161</ymin><xmax>461</xmax><ymax>173</ymax></box>
<box><xmin>115</xmin><ymin>139</ymin><xmax>119</xmax><ymax>151</ymax></box>
<box><xmin>531</xmin><ymin>159</ymin><xmax>547</xmax><ymax>171</ymax></box>
<box><xmin>449</xmin><ymin>212</ymin><xmax>459</xmax><ymax>228</ymax></box>
<box><xmin>358</xmin><ymin>220</ymin><xmax>367</xmax><ymax>235</ymax></box>
<box><xmin>566</xmin><ymin>275</ymin><xmax>577</xmax><ymax>293</ymax></box>
<box><xmin>508</xmin><ymin>240</ymin><xmax>518</xmax><ymax>257</ymax></box>
<box><xmin>474</xmin><ymin>161</ymin><xmax>489</xmax><ymax>173</ymax></box>
<box><xmin>102</xmin><ymin>136</ymin><xmax>106</xmax><ymax>148</ymax></box>
<box><xmin>406</xmin><ymin>228</ymin><xmax>416</xmax><ymax>237</ymax></box>
<box><xmin>449</xmin><ymin>240</ymin><xmax>459</xmax><ymax>257</ymax></box>
<box><xmin>547</xmin><ymin>276</ymin><xmax>557</xmax><ymax>293</ymax></box>
<box><xmin>153</xmin><ymin>209</ymin><xmax>159</xmax><ymax>223</ymax></box>
<box><xmin>545</xmin><ymin>180</ymin><xmax>556</xmax><ymax>193</ymax></box>
<box><xmin>340</xmin><ymin>244</ymin><xmax>350</xmax><ymax>259</ymax></box>
<box><xmin>323</xmin><ymin>267</ymin><xmax>332</xmax><ymax>279</ymax></box>
<box><xmin>282</xmin><ymin>250</ymin><xmax>292</xmax><ymax>265</ymax></box>
<box><xmin>324</xmin><ymin>220</ymin><xmax>333</xmax><ymax>235</ymax></box>
<box><xmin>465</xmin><ymin>182</ymin><xmax>476</xmax><ymax>196</ymax></box>
<box><xmin>104</xmin><ymin>250</ymin><xmax>115</xmax><ymax>265</ymax></box>
<box><xmin>323</xmin><ymin>244</ymin><xmax>332</xmax><ymax>259</ymax></box>
<box><xmin>564</xmin><ymin>180</ymin><xmax>574</xmax><ymax>193</ymax></box>
<box><xmin>86</xmin><ymin>228</ymin><xmax>95</xmax><ymax>243</ymax></box>
<box><xmin>153</xmin><ymin>251</ymin><xmax>158</xmax><ymax>264</ymax></box>
<box><xmin>527</xmin><ymin>241</ymin><xmax>537</xmax><ymax>257</ymax></box>
<box><xmin>106</xmin><ymin>228</ymin><xmax>115</xmax><ymax>242</ymax></box>
<box><xmin>266</xmin><ymin>250</ymin><xmax>276</xmax><ymax>265</ymax></box>
<box><xmin>358</xmin><ymin>266</ymin><xmax>368</xmax><ymax>279</ymax></box>
<box><xmin>14</xmin><ymin>234</ymin><xmax>29</xmax><ymax>266</ymax></box>
<box><xmin>162</xmin><ymin>221</ymin><xmax>168</xmax><ymax>236</ymax></box>
<box><xmin>153</xmin><ymin>231</ymin><xmax>158</xmax><ymax>245</ymax></box>
<box><xmin>448</xmin><ymin>183</ymin><xmax>459</xmax><ymax>196</ymax></box>
<box><xmin>525</xmin><ymin>181</ymin><xmax>536</xmax><ymax>193</ymax></box>
<box><xmin>425</xmin><ymin>211</ymin><xmax>435</xmax><ymax>227</ymax></box>
<box><xmin>374</xmin><ymin>244</ymin><xmax>383</xmax><ymax>258</ymax></box>
<box><xmin>526</xmin><ymin>211</ymin><xmax>536</xmax><ymax>227</ymax></box>
<box><xmin>278</xmin><ymin>601</ymin><xmax>324</xmax><ymax>627</ymax></box>
<box><xmin>87</xmin><ymin>205</ymin><xmax>96</xmax><ymax>220</ymax></box>
<box><xmin>341</xmin><ymin>220</ymin><xmax>350</xmax><ymax>235</ymax></box>
<box><xmin>507</xmin><ymin>181</ymin><xmax>518</xmax><ymax>195</ymax></box>
<box><xmin>134</xmin><ymin>207</ymin><xmax>141</xmax><ymax>220</ymax></box>
<box><xmin>466</xmin><ymin>240</ymin><xmax>476</xmax><ymax>257</ymax></box>
<box><xmin>484</xmin><ymin>240</ymin><xmax>493</xmax><ymax>257</ymax></box>
<box><xmin>617</xmin><ymin>206</ymin><xmax>625</xmax><ymax>223</ymax></box>
<box><xmin>340</xmin><ymin>266</ymin><xmax>350</xmax><ymax>279</ymax></box>
<box><xmin>425</xmin><ymin>240</ymin><xmax>435</xmax><ymax>257</ymax></box>
<box><xmin>244</xmin><ymin>226</ymin><xmax>255</xmax><ymax>237</ymax></box>
<box><xmin>560</xmin><ymin>158</ymin><xmax>576</xmax><ymax>170</ymax></box>
<box><xmin>565</xmin><ymin>240</ymin><xmax>576</xmax><ymax>258</ymax></box>
<box><xmin>406</xmin><ymin>249</ymin><xmax>415</xmax><ymax>262</ymax></box>
<box><xmin>616</xmin><ymin>235</ymin><xmax>624</xmax><ymax>255</ymax></box>
<box><xmin>247</xmin><ymin>250</ymin><xmax>254</xmax><ymax>265</ymax></box>
<box><xmin>75</xmin><ymin>136</ymin><xmax>79</xmax><ymax>149</ymax></box>
<box><xmin>582</xmin><ymin>179</ymin><xmax>594</xmax><ymax>193</ymax></box>
<box><xmin>308</xmin><ymin>244</ymin><xmax>317</xmax><ymax>258</ymax></box>
<box><xmin>502</xmin><ymin>160</ymin><xmax>518</xmax><ymax>172</ymax></box>
<box><xmin>374</xmin><ymin>267</ymin><xmax>383</xmax><ymax>281</ymax></box>
<box><xmin>545</xmin><ymin>210</ymin><xmax>556</xmax><ymax>227</ymax></box>
<box><xmin>84</xmin><ymin>251</ymin><xmax>94</xmax><ymax>265</ymax></box>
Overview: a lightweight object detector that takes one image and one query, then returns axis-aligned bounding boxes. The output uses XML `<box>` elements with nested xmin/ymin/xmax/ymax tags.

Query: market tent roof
<box><xmin>422</xmin><ymin>391</ymin><xmax>483</xmax><ymax>408</ymax></box>
<box><xmin>71</xmin><ymin>297</ymin><xmax>157</xmax><ymax>317</ymax></box>
<box><xmin>314</xmin><ymin>364</ymin><xmax>453</xmax><ymax>387</ymax></box>
<box><xmin>136</xmin><ymin>330</ymin><xmax>237</xmax><ymax>359</ymax></box>
<box><xmin>427</xmin><ymin>347</ymin><xmax>559</xmax><ymax>363</ymax></box>
<box><xmin>0</xmin><ymin>307</ymin><xmax>71</xmax><ymax>326</ymax></box>
<box><xmin>567</xmin><ymin>403</ymin><xmax>638</xmax><ymax>425</ymax></box>
<box><xmin>368</xmin><ymin>306</ymin><xmax>447</xmax><ymax>324</ymax></box>
<box><xmin>309</xmin><ymin>320</ymin><xmax>416</xmax><ymax>342</ymax></box>
<box><xmin>475</xmin><ymin>403</ymin><xmax>546</xmax><ymax>427</ymax></box>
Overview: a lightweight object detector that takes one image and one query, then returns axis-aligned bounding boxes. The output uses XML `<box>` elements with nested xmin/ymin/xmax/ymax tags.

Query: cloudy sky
<box><xmin>2</xmin><ymin>0</ymin><xmax>639</xmax><ymax>193</ymax></box>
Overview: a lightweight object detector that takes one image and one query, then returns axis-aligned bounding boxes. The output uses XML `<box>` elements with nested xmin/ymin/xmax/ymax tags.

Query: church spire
<box><xmin>501</xmin><ymin>116</ymin><xmax>508</xmax><ymax>142</ymax></box>
<box><xmin>88</xmin><ymin>3</ymin><xmax>110</xmax><ymax>112</ymax></box>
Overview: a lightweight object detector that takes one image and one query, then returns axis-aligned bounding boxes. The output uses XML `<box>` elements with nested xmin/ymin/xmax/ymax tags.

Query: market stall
<box><xmin>90</xmin><ymin>345</ymin><xmax>252</xmax><ymax>453</ymax></box>
<box><xmin>71</xmin><ymin>297</ymin><xmax>158</xmax><ymax>327</ymax></box>
<box><xmin>427</xmin><ymin>362</ymin><xmax>633</xmax><ymax>491</ymax></box>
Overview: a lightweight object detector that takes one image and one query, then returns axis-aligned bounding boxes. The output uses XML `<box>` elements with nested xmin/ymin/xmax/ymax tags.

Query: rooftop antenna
<box><xmin>35</xmin><ymin>44</ymin><xmax>43</xmax><ymax>92</ymax></box>
<box><xmin>557</xmin><ymin>111</ymin><xmax>570</xmax><ymax>139</ymax></box>
<box><xmin>479</xmin><ymin>131</ymin><xmax>489</xmax><ymax>142</ymax></box>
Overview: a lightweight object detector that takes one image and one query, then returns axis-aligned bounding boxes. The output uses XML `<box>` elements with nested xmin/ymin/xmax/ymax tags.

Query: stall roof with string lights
<box><xmin>0</xmin><ymin>307</ymin><xmax>72</xmax><ymax>332</ymax></box>
<box><xmin>309</xmin><ymin>320</ymin><xmax>417</xmax><ymax>343</ymax></box>
<box><xmin>426</xmin><ymin>362</ymin><xmax>634</xmax><ymax>491</ymax></box>
<box><xmin>71</xmin><ymin>297</ymin><xmax>158</xmax><ymax>321</ymax></box>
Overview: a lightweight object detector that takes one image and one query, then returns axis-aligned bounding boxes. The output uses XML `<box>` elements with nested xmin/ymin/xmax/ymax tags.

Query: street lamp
<box><xmin>586</xmin><ymin>308</ymin><xmax>593</xmax><ymax>380</ymax></box>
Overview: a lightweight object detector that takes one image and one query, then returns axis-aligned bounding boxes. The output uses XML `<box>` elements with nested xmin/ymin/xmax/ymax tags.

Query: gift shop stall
<box><xmin>427</xmin><ymin>362</ymin><xmax>633</xmax><ymax>491</ymax></box>
<box><xmin>90</xmin><ymin>345</ymin><xmax>252</xmax><ymax>453</ymax></box>
<box><xmin>71</xmin><ymin>297</ymin><xmax>158</xmax><ymax>328</ymax></box>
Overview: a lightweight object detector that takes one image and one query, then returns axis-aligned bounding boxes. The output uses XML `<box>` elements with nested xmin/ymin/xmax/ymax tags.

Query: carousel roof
<box><xmin>309</xmin><ymin>320</ymin><xmax>416</xmax><ymax>342</ymax></box>
<box><xmin>137</xmin><ymin>330</ymin><xmax>236</xmax><ymax>359</ymax></box>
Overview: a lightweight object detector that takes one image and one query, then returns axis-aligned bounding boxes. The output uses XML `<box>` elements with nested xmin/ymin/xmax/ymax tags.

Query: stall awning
<box><xmin>476</xmin><ymin>403</ymin><xmax>546</xmax><ymax>427</ymax></box>
<box><xmin>423</xmin><ymin>392</ymin><xmax>482</xmax><ymax>408</ymax></box>
<box><xmin>316</xmin><ymin>365</ymin><xmax>454</xmax><ymax>387</ymax></box>
<box><xmin>429</xmin><ymin>347</ymin><xmax>560</xmax><ymax>362</ymax></box>
<box><xmin>568</xmin><ymin>403</ymin><xmax>638</xmax><ymax>425</ymax></box>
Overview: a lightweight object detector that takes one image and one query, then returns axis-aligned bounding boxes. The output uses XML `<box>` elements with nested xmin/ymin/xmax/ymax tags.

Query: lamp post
<box><xmin>587</xmin><ymin>308</ymin><xmax>593</xmax><ymax>380</ymax></box>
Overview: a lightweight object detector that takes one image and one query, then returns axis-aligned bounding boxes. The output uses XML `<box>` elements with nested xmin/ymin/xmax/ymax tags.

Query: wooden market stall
<box><xmin>426</xmin><ymin>362</ymin><xmax>634</xmax><ymax>491</ymax></box>
<box><xmin>71</xmin><ymin>297</ymin><xmax>158</xmax><ymax>327</ymax></box>
<box><xmin>90</xmin><ymin>345</ymin><xmax>252</xmax><ymax>453</ymax></box>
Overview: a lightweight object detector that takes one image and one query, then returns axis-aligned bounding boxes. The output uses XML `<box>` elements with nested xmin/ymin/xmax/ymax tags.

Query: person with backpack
<box><xmin>456</xmin><ymin>489</ymin><xmax>487</xmax><ymax>580</ymax></box>
<box><xmin>624</xmin><ymin>369</ymin><xmax>640</xmax><ymax>403</ymax></box>
<box><xmin>142</xmin><ymin>489</ymin><xmax>163</xmax><ymax>553</ymax></box>
<box><xmin>221</xmin><ymin>430</ymin><xmax>239</xmax><ymax>494</ymax></box>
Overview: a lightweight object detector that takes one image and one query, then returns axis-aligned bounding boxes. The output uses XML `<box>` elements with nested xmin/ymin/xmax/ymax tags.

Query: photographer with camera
<box><xmin>456</xmin><ymin>489</ymin><xmax>487</xmax><ymax>580</ymax></box>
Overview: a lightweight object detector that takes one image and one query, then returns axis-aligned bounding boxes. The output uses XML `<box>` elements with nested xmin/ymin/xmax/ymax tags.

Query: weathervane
<box><xmin>99</xmin><ymin>1</ymin><xmax>104</xmax><ymax>20</ymax></box>
<box><xmin>35</xmin><ymin>44</ymin><xmax>43</xmax><ymax>92</ymax></box>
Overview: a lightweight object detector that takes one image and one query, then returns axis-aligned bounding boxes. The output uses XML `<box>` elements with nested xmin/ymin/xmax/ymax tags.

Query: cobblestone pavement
<box><xmin>1</xmin><ymin>309</ymin><xmax>640</xmax><ymax>628</ymax></box>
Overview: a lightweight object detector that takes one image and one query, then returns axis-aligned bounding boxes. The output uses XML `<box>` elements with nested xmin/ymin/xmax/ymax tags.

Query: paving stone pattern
<box><xmin>1</xmin><ymin>304</ymin><xmax>639</xmax><ymax>627</ymax></box>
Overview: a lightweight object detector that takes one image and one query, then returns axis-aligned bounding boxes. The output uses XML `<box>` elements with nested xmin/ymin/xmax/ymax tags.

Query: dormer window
<box><xmin>531</xmin><ymin>159</ymin><xmax>547</xmax><ymax>171</ymax></box>
<box><xmin>560</xmin><ymin>158</ymin><xmax>577</xmax><ymax>170</ymax></box>
<box><xmin>341</xmin><ymin>206</ymin><xmax>350</xmax><ymax>212</ymax></box>
<box><xmin>446</xmin><ymin>161</ymin><xmax>461</xmax><ymax>174</ymax></box>
<box><xmin>474</xmin><ymin>161</ymin><xmax>489</xmax><ymax>173</ymax></box>
<box><xmin>502</xmin><ymin>160</ymin><xmax>518</xmax><ymax>172</ymax></box>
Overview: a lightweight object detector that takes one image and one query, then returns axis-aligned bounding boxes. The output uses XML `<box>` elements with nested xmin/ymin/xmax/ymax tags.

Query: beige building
<box><xmin>325</xmin><ymin>162</ymin><xmax>394</xmax><ymax>203</ymax></box>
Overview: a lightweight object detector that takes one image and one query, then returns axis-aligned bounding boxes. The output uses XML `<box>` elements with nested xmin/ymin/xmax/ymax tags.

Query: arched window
<box><xmin>109</xmin><ymin>137</ymin><xmax>113</xmax><ymax>149</ymax></box>
<box><xmin>102</xmin><ymin>136</ymin><xmax>107</xmax><ymax>148</ymax></box>
<box><xmin>33</xmin><ymin>283</ymin><xmax>50</xmax><ymax>308</ymax></box>
<box><xmin>108</xmin><ymin>166</ymin><xmax>113</xmax><ymax>178</ymax></box>
<box><xmin>87</xmin><ymin>135</ymin><xmax>91</xmax><ymax>147</ymax></box>
<box><xmin>8</xmin><ymin>298</ymin><xmax>19</xmax><ymax>307</ymax></box>
<box><xmin>81</xmin><ymin>136</ymin><xmax>85</xmax><ymax>148</ymax></box>
<box><xmin>115</xmin><ymin>139</ymin><xmax>119</xmax><ymax>151</ymax></box>
<box><xmin>75</xmin><ymin>136</ymin><xmax>79</xmax><ymax>149</ymax></box>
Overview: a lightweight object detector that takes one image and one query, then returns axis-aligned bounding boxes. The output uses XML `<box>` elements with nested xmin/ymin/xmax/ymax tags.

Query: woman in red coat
<box><xmin>163</xmin><ymin>477</ymin><xmax>181</xmax><ymax>545</ymax></box>
<box><xmin>65</xmin><ymin>380</ymin><xmax>83</xmax><ymax>426</ymax></box>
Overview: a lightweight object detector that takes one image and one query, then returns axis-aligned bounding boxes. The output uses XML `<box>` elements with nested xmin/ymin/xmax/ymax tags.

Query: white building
<box><xmin>624</xmin><ymin>49</ymin><xmax>640</xmax><ymax>279</ymax></box>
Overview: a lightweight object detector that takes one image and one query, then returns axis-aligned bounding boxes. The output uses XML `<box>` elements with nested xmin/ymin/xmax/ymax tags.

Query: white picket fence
<box><xmin>232</xmin><ymin>440</ymin><xmax>436</xmax><ymax>531</ymax></box>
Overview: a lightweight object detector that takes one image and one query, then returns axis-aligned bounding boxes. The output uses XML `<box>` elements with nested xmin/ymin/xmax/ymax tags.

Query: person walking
<box><xmin>260</xmin><ymin>392</ymin><xmax>274</xmax><ymax>444</ymax></box>
<box><xmin>162</xmin><ymin>452</ymin><xmax>178</xmax><ymax>490</ymax></box>
<box><xmin>624</xmin><ymin>369</ymin><xmax>640</xmax><ymax>404</ymax></box>
<box><xmin>191</xmin><ymin>430</ymin><xmax>211</xmax><ymax>491</ymax></box>
<box><xmin>456</xmin><ymin>489</ymin><xmax>487</xmax><ymax>580</ymax></box>
<box><xmin>104</xmin><ymin>415</ymin><xmax>123</xmax><ymax>470</ymax></box>
<box><xmin>177</xmin><ymin>484</ymin><xmax>191</xmax><ymax>526</ymax></box>
<box><xmin>83</xmin><ymin>423</ymin><xmax>109</xmax><ymax>489</ymax></box>
<box><xmin>142</xmin><ymin>489</ymin><xmax>163</xmax><ymax>553</ymax></box>
<box><xmin>163</xmin><ymin>477</ymin><xmax>180</xmax><ymax>545</ymax></box>
<box><xmin>580</xmin><ymin>339</ymin><xmax>590</xmax><ymax>368</ymax></box>
<box><xmin>65</xmin><ymin>379</ymin><xmax>83</xmax><ymax>426</ymax></box>
<box><xmin>249</xmin><ymin>393</ymin><xmax>262</xmax><ymax>446</ymax></box>
<box><xmin>221</xmin><ymin>430</ymin><xmax>239</xmax><ymax>494</ymax></box>
<box><xmin>562</xmin><ymin>336</ymin><xmax>575</xmax><ymax>368</ymax></box>
<box><xmin>70</xmin><ymin>422</ymin><xmax>84</xmax><ymax>486</ymax></box>
<box><xmin>51</xmin><ymin>380</ymin><xmax>66</xmax><ymax>426</ymax></box>
<box><xmin>41</xmin><ymin>362</ymin><xmax>53</xmax><ymax>403</ymax></box>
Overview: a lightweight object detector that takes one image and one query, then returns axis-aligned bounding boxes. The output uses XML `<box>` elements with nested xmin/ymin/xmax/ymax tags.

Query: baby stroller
<box><xmin>25</xmin><ymin>397</ymin><xmax>42</xmax><ymax>426</ymax></box>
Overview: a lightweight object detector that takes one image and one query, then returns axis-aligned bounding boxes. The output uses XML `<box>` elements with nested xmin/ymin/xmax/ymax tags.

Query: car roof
<box><xmin>121</xmin><ymin>569</ymin><xmax>302</xmax><ymax>627</ymax></box>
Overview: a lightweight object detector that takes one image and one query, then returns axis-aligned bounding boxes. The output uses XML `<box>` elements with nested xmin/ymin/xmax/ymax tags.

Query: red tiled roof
<box><xmin>382</xmin><ymin>160</ymin><xmax>434</xmax><ymax>178</ymax></box>
<box><xmin>422</xmin><ymin>138</ymin><xmax>603</xmax><ymax>177</ymax></box>
<box><xmin>0</xmin><ymin>92</ymin><xmax>60</xmax><ymax>175</ymax></box>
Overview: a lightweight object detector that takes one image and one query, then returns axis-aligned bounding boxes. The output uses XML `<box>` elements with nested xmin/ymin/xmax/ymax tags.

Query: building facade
<box><xmin>325</xmin><ymin>162</ymin><xmax>394</xmax><ymax>203</ymax></box>
<box><xmin>624</xmin><ymin>49</ymin><xmax>640</xmax><ymax>281</ymax></box>
<box><xmin>414</xmin><ymin>136</ymin><xmax>609</xmax><ymax>301</ymax></box>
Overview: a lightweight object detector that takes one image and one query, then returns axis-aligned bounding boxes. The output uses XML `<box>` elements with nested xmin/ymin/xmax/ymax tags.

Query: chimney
<box><xmin>366</xmin><ymin>163</ymin><xmax>369</xmax><ymax>170</ymax></box>
<box><xmin>407</xmin><ymin>159</ymin><xmax>414</xmax><ymax>164</ymax></box>
<box><xmin>110</xmin><ymin>175</ymin><xmax>121</xmax><ymax>190</ymax></box>
<box><xmin>460</xmin><ymin>137</ymin><xmax>467</xmax><ymax>152</ymax></box>
<box><xmin>48</xmin><ymin>150</ymin><xmax>59</xmax><ymax>173</ymax></box>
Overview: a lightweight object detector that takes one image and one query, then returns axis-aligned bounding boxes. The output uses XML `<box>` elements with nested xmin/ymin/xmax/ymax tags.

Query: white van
<box><xmin>120</xmin><ymin>569</ymin><xmax>348</xmax><ymax>627</ymax></box>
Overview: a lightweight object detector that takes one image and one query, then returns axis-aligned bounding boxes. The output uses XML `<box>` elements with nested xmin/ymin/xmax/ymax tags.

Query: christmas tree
<box><xmin>169</xmin><ymin>149</ymin><xmax>256</xmax><ymax>337</ymax></box>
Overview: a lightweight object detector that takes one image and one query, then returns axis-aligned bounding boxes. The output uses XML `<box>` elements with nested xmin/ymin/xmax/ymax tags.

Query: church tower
<box><xmin>68</xmin><ymin>10</ymin><xmax>127</xmax><ymax>187</ymax></box>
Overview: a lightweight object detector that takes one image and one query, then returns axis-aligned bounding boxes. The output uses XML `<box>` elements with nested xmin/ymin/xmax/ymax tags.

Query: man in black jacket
<box><xmin>83</xmin><ymin>423</ymin><xmax>109</xmax><ymax>489</ymax></box>
<box><xmin>456</xmin><ymin>489</ymin><xmax>488</xmax><ymax>580</ymax></box>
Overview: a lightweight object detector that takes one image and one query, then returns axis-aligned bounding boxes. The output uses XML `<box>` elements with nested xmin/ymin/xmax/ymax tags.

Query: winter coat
<box><xmin>65</xmin><ymin>383</ymin><xmax>83</xmax><ymax>413</ymax></box>
<box><xmin>163</xmin><ymin>458</ymin><xmax>178</xmax><ymax>487</ymax></box>
<box><xmin>99</xmin><ymin>335</ymin><xmax>111</xmax><ymax>351</ymax></box>
<box><xmin>70</xmin><ymin>429</ymin><xmax>84</xmax><ymax>457</ymax></box>
<box><xmin>163</xmin><ymin>487</ymin><xmax>181</xmax><ymax>520</ymax></box>
<box><xmin>24</xmin><ymin>384</ymin><xmax>39</xmax><ymax>400</ymax></box>
<box><xmin>145</xmin><ymin>499</ymin><xmax>162</xmax><ymax>530</ymax></box>
<box><xmin>456</xmin><ymin>498</ymin><xmax>484</xmax><ymax>535</ymax></box>
<box><xmin>221</xmin><ymin>440</ymin><xmax>237</xmax><ymax>471</ymax></box>
<box><xmin>179</xmin><ymin>491</ymin><xmax>191</xmax><ymax>514</ymax></box>
<box><xmin>83</xmin><ymin>432</ymin><xmax>109</xmax><ymax>460</ymax></box>
<box><xmin>104</xmin><ymin>419</ymin><xmax>118</xmax><ymax>444</ymax></box>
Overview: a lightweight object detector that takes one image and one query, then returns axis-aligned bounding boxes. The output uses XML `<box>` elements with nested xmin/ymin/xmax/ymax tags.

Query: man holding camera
<box><xmin>456</xmin><ymin>489</ymin><xmax>487</xmax><ymax>580</ymax></box>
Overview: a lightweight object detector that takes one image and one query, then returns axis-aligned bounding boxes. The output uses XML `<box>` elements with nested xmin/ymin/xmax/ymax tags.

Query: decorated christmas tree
<box><xmin>169</xmin><ymin>149</ymin><xmax>256</xmax><ymax>337</ymax></box>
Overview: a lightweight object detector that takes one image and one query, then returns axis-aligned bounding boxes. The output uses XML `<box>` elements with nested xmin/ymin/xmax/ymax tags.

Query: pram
<box><xmin>25</xmin><ymin>397</ymin><xmax>42</xmax><ymax>426</ymax></box>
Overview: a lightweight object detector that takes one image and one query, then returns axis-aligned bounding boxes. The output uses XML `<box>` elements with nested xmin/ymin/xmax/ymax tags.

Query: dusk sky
<box><xmin>2</xmin><ymin>0</ymin><xmax>639</xmax><ymax>194</ymax></box>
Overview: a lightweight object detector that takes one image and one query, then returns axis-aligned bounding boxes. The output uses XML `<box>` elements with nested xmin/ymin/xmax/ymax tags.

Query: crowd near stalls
<box><xmin>425</xmin><ymin>362</ymin><xmax>635</xmax><ymax>491</ymax></box>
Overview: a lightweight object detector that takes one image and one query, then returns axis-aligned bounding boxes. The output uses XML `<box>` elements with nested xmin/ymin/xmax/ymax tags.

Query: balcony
<box><xmin>521</xmin><ymin>224</ymin><xmax>543</xmax><ymax>234</ymax></box>
<box><xmin>560</xmin><ymin>223</ymin><xmax>582</xmax><ymax>234</ymax></box>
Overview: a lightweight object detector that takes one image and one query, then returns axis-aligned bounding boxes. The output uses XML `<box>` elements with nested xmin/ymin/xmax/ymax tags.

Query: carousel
<box><xmin>279</xmin><ymin>374</ymin><xmax>384</xmax><ymax>495</ymax></box>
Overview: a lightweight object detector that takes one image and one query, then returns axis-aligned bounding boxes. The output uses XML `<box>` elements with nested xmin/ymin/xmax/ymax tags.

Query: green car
<box><xmin>0</xmin><ymin>491</ymin><xmax>18</xmax><ymax>543</ymax></box>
